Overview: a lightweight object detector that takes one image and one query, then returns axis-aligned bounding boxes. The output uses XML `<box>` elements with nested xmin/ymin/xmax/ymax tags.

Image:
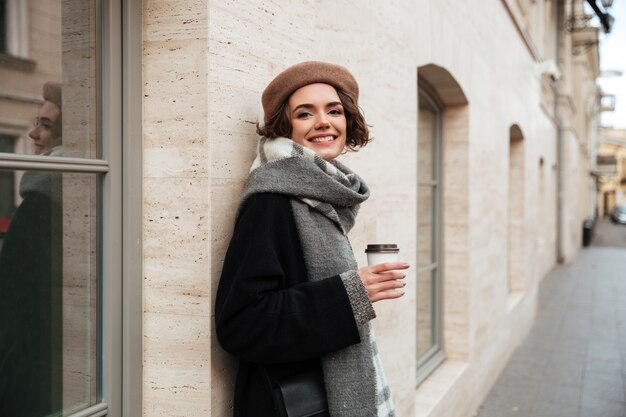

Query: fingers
<box><xmin>361</xmin><ymin>270</ymin><xmax>405</xmax><ymax>286</ymax></box>
<box><xmin>357</xmin><ymin>263</ymin><xmax>410</xmax><ymax>303</ymax></box>
<box><xmin>369</xmin><ymin>262</ymin><xmax>410</xmax><ymax>274</ymax></box>
<box><xmin>361</xmin><ymin>270</ymin><xmax>406</xmax><ymax>285</ymax></box>
<box><xmin>371</xmin><ymin>277</ymin><xmax>406</xmax><ymax>292</ymax></box>
<box><xmin>370</xmin><ymin>289</ymin><xmax>405</xmax><ymax>303</ymax></box>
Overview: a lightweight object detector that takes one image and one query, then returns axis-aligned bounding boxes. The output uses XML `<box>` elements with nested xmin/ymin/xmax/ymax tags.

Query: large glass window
<box><xmin>416</xmin><ymin>85</ymin><xmax>444</xmax><ymax>383</ymax></box>
<box><xmin>0</xmin><ymin>1</ymin><xmax>118</xmax><ymax>416</ymax></box>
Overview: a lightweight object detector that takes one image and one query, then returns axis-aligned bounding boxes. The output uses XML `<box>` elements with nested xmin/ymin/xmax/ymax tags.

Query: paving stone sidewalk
<box><xmin>475</xmin><ymin>245</ymin><xmax>626</xmax><ymax>417</ymax></box>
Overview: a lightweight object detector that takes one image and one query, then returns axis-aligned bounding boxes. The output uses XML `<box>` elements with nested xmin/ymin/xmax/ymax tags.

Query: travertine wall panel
<box><xmin>143</xmin><ymin>1</ymin><xmax>209</xmax><ymax>416</ymax></box>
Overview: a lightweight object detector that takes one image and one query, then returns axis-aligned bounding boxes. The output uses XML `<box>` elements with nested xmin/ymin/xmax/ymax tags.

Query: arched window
<box><xmin>417</xmin><ymin>63</ymin><xmax>469</xmax><ymax>383</ymax></box>
<box><xmin>416</xmin><ymin>81</ymin><xmax>444</xmax><ymax>381</ymax></box>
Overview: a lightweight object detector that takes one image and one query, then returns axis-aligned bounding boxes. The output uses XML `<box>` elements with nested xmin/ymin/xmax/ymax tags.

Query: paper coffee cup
<box><xmin>365</xmin><ymin>244</ymin><xmax>400</xmax><ymax>265</ymax></box>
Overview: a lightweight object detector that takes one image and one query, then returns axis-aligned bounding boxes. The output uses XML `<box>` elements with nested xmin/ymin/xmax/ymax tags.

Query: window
<box><xmin>0</xmin><ymin>135</ymin><xmax>15</xmax><ymax>247</ymax></box>
<box><xmin>416</xmin><ymin>84</ymin><xmax>444</xmax><ymax>382</ymax></box>
<box><xmin>0</xmin><ymin>0</ymin><xmax>29</xmax><ymax>58</ymax></box>
<box><xmin>0</xmin><ymin>0</ymin><xmax>6</xmax><ymax>54</ymax></box>
<box><xmin>0</xmin><ymin>0</ymin><xmax>139</xmax><ymax>415</ymax></box>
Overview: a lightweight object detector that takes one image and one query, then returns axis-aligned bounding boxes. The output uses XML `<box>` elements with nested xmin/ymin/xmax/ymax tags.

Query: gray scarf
<box><xmin>19</xmin><ymin>146</ymin><xmax>63</xmax><ymax>200</ymax></box>
<box><xmin>241</xmin><ymin>137</ymin><xmax>394</xmax><ymax>416</ymax></box>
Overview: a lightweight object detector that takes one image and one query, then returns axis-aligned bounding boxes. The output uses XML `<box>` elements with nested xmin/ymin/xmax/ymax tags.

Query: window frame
<box><xmin>102</xmin><ymin>0</ymin><xmax>143</xmax><ymax>416</ymax></box>
<box><xmin>0</xmin><ymin>0</ymin><xmax>142</xmax><ymax>415</ymax></box>
<box><xmin>416</xmin><ymin>82</ymin><xmax>445</xmax><ymax>385</ymax></box>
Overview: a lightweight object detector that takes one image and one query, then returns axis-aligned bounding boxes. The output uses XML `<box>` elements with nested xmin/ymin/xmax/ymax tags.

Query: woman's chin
<box><xmin>305</xmin><ymin>142</ymin><xmax>343</xmax><ymax>161</ymax></box>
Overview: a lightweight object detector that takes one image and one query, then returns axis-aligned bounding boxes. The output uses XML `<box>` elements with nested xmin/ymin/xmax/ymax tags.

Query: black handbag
<box><xmin>261</xmin><ymin>365</ymin><xmax>329</xmax><ymax>417</ymax></box>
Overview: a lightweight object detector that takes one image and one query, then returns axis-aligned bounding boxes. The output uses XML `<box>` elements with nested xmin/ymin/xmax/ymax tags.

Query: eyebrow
<box><xmin>292</xmin><ymin>101</ymin><xmax>343</xmax><ymax>114</ymax></box>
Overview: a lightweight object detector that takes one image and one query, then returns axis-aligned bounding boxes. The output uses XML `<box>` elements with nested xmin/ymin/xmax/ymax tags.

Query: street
<box><xmin>476</xmin><ymin>220</ymin><xmax>626</xmax><ymax>417</ymax></box>
<box><xmin>592</xmin><ymin>217</ymin><xmax>626</xmax><ymax>248</ymax></box>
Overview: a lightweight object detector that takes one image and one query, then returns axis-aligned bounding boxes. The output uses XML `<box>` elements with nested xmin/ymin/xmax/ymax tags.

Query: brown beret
<box><xmin>43</xmin><ymin>81</ymin><xmax>62</xmax><ymax>110</ymax></box>
<box><xmin>261</xmin><ymin>61</ymin><xmax>359</xmax><ymax>125</ymax></box>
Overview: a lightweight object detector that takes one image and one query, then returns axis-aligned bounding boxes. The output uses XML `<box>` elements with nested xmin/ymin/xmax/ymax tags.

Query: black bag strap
<box><xmin>257</xmin><ymin>364</ymin><xmax>288</xmax><ymax>417</ymax></box>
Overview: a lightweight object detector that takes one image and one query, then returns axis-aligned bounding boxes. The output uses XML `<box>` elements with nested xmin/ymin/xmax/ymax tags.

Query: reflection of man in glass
<box><xmin>0</xmin><ymin>82</ymin><xmax>63</xmax><ymax>417</ymax></box>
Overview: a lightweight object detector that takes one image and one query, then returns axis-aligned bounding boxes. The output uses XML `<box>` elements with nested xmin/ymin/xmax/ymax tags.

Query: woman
<box><xmin>0</xmin><ymin>81</ymin><xmax>63</xmax><ymax>416</ymax></box>
<box><xmin>215</xmin><ymin>61</ymin><xmax>408</xmax><ymax>417</ymax></box>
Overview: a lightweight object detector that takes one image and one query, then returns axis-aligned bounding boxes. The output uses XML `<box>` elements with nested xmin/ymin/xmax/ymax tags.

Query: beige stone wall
<box><xmin>142</xmin><ymin>1</ymin><xmax>210</xmax><ymax>416</ymax></box>
<box><xmin>140</xmin><ymin>1</ymin><xmax>600</xmax><ymax>417</ymax></box>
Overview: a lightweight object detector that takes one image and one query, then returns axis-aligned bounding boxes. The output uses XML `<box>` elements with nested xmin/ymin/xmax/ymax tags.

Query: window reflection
<box><xmin>0</xmin><ymin>169</ymin><xmax>99</xmax><ymax>416</ymax></box>
<box><xmin>0</xmin><ymin>166</ymin><xmax>64</xmax><ymax>415</ymax></box>
<box><xmin>417</xmin><ymin>185</ymin><xmax>434</xmax><ymax>267</ymax></box>
<box><xmin>0</xmin><ymin>0</ymin><xmax>101</xmax><ymax>415</ymax></box>
<box><xmin>418</xmin><ymin>104</ymin><xmax>435</xmax><ymax>182</ymax></box>
<box><xmin>0</xmin><ymin>136</ymin><xmax>15</xmax><ymax>250</ymax></box>
<box><xmin>416</xmin><ymin>270</ymin><xmax>434</xmax><ymax>358</ymax></box>
<box><xmin>0</xmin><ymin>0</ymin><xmax>99</xmax><ymax>160</ymax></box>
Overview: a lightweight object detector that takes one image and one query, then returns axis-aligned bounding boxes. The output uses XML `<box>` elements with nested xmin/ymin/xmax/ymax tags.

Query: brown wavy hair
<box><xmin>256</xmin><ymin>88</ymin><xmax>371</xmax><ymax>151</ymax></box>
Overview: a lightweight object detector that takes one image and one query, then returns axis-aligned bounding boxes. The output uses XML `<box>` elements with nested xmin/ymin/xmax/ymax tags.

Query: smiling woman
<box><xmin>215</xmin><ymin>61</ymin><xmax>407</xmax><ymax>417</ymax></box>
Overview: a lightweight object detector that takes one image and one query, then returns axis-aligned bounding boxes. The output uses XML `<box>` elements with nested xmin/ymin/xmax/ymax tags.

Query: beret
<box><xmin>43</xmin><ymin>81</ymin><xmax>62</xmax><ymax>110</ymax></box>
<box><xmin>261</xmin><ymin>61</ymin><xmax>359</xmax><ymax>125</ymax></box>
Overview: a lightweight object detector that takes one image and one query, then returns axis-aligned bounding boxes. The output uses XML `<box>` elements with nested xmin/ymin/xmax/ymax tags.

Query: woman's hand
<box><xmin>357</xmin><ymin>262</ymin><xmax>409</xmax><ymax>303</ymax></box>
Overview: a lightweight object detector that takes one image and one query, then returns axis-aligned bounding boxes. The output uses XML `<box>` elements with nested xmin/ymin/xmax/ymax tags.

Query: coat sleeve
<box><xmin>214</xmin><ymin>193</ymin><xmax>363</xmax><ymax>364</ymax></box>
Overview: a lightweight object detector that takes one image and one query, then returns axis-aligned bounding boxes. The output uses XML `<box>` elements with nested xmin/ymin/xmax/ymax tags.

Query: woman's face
<box><xmin>28</xmin><ymin>100</ymin><xmax>62</xmax><ymax>155</ymax></box>
<box><xmin>288</xmin><ymin>83</ymin><xmax>347</xmax><ymax>161</ymax></box>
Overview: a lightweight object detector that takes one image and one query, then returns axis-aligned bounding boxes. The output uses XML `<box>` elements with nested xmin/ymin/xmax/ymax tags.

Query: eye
<box><xmin>34</xmin><ymin>118</ymin><xmax>53</xmax><ymax>129</ymax></box>
<box><xmin>296</xmin><ymin>111</ymin><xmax>312</xmax><ymax>119</ymax></box>
<box><xmin>328</xmin><ymin>107</ymin><xmax>344</xmax><ymax>116</ymax></box>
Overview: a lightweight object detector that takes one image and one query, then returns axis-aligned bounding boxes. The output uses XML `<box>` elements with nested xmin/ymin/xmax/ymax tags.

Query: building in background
<box><xmin>0</xmin><ymin>0</ymin><xmax>613</xmax><ymax>416</ymax></box>
<box><xmin>597</xmin><ymin>127</ymin><xmax>626</xmax><ymax>215</ymax></box>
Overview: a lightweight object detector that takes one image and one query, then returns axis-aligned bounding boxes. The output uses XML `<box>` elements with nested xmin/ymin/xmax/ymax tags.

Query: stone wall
<box><xmin>143</xmin><ymin>0</ymin><xmax>210</xmax><ymax>415</ymax></box>
<box><xmin>141</xmin><ymin>0</ymin><xmax>598</xmax><ymax>416</ymax></box>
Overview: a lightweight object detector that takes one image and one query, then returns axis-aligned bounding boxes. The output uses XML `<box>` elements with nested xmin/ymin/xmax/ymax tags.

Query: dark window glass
<box><xmin>0</xmin><ymin>136</ymin><xmax>15</xmax><ymax>250</ymax></box>
<box><xmin>0</xmin><ymin>169</ymin><xmax>100</xmax><ymax>416</ymax></box>
<box><xmin>0</xmin><ymin>0</ymin><xmax>6</xmax><ymax>54</ymax></box>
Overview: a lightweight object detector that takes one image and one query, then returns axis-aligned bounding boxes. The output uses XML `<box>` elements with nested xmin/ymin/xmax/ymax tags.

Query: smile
<box><xmin>308</xmin><ymin>135</ymin><xmax>336</xmax><ymax>143</ymax></box>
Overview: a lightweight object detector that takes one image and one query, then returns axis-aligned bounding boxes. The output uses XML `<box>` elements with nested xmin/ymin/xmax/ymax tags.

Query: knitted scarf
<box><xmin>19</xmin><ymin>146</ymin><xmax>63</xmax><ymax>200</ymax></box>
<box><xmin>241</xmin><ymin>137</ymin><xmax>395</xmax><ymax>417</ymax></box>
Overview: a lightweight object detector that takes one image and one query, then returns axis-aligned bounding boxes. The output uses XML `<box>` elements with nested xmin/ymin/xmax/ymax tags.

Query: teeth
<box><xmin>310</xmin><ymin>136</ymin><xmax>335</xmax><ymax>143</ymax></box>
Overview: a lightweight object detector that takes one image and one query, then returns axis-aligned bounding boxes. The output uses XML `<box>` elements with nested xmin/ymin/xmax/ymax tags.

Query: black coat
<box><xmin>215</xmin><ymin>193</ymin><xmax>362</xmax><ymax>416</ymax></box>
<box><xmin>0</xmin><ymin>176</ymin><xmax>62</xmax><ymax>417</ymax></box>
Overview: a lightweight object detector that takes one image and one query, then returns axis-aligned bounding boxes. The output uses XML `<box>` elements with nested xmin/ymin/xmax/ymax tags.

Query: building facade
<box><xmin>597</xmin><ymin>127</ymin><xmax>626</xmax><ymax>215</ymax></box>
<box><xmin>0</xmin><ymin>0</ymin><xmax>607</xmax><ymax>416</ymax></box>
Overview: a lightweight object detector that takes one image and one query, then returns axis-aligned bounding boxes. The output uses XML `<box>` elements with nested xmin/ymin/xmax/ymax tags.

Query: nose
<box><xmin>28</xmin><ymin>126</ymin><xmax>39</xmax><ymax>140</ymax></box>
<box><xmin>314</xmin><ymin>113</ymin><xmax>330</xmax><ymax>129</ymax></box>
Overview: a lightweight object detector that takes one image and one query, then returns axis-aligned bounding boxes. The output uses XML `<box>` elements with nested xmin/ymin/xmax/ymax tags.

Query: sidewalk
<box><xmin>474</xmin><ymin>238</ymin><xmax>626</xmax><ymax>416</ymax></box>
